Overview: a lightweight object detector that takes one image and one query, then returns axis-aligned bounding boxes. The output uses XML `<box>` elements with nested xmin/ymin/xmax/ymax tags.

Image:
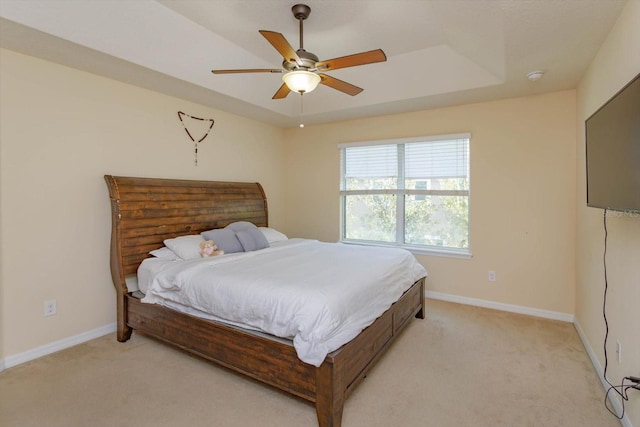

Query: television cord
<box><xmin>601</xmin><ymin>208</ymin><xmax>640</xmax><ymax>420</ymax></box>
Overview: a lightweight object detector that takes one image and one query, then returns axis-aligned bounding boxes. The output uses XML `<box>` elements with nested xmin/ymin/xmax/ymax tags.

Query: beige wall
<box><xmin>576</xmin><ymin>0</ymin><xmax>640</xmax><ymax>424</ymax></box>
<box><xmin>0</xmin><ymin>49</ymin><xmax>286</xmax><ymax>359</ymax></box>
<box><xmin>283</xmin><ymin>90</ymin><xmax>577</xmax><ymax>315</ymax></box>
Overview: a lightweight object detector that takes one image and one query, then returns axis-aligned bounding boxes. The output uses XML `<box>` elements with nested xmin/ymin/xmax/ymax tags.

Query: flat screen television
<box><xmin>586</xmin><ymin>72</ymin><xmax>640</xmax><ymax>213</ymax></box>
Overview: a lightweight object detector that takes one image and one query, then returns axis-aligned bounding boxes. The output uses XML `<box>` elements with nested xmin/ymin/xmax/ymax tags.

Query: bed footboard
<box><xmin>122</xmin><ymin>278</ymin><xmax>424</xmax><ymax>427</ymax></box>
<box><xmin>315</xmin><ymin>277</ymin><xmax>425</xmax><ymax>427</ymax></box>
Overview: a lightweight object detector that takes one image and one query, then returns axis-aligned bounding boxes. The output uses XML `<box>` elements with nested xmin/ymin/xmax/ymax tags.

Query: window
<box><xmin>339</xmin><ymin>133</ymin><xmax>470</xmax><ymax>256</ymax></box>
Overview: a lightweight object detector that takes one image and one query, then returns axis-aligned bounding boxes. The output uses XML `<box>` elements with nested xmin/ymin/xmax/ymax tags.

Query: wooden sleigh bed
<box><xmin>104</xmin><ymin>175</ymin><xmax>425</xmax><ymax>427</ymax></box>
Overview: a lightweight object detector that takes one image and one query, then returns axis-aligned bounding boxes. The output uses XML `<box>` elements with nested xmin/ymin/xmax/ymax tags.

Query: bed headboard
<box><xmin>104</xmin><ymin>175</ymin><xmax>268</xmax><ymax>293</ymax></box>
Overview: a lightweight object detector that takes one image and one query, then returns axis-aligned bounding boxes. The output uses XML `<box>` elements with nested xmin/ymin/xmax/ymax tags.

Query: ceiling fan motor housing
<box><xmin>283</xmin><ymin>49</ymin><xmax>319</xmax><ymax>71</ymax></box>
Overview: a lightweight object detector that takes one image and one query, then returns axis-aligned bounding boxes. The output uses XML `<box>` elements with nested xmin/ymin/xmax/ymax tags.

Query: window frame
<box><xmin>338</xmin><ymin>133</ymin><xmax>471</xmax><ymax>258</ymax></box>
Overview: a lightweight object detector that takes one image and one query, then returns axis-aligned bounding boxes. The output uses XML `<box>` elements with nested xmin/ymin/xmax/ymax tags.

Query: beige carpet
<box><xmin>0</xmin><ymin>299</ymin><xmax>621</xmax><ymax>427</ymax></box>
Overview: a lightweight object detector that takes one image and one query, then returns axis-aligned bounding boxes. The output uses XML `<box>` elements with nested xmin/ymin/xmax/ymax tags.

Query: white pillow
<box><xmin>163</xmin><ymin>235</ymin><xmax>204</xmax><ymax>260</ymax></box>
<box><xmin>258</xmin><ymin>227</ymin><xmax>288</xmax><ymax>244</ymax></box>
<box><xmin>149</xmin><ymin>247</ymin><xmax>180</xmax><ymax>260</ymax></box>
<box><xmin>125</xmin><ymin>274</ymin><xmax>140</xmax><ymax>292</ymax></box>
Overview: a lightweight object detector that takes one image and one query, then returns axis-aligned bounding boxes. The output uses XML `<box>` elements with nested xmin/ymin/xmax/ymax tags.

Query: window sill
<box><xmin>339</xmin><ymin>240</ymin><xmax>472</xmax><ymax>259</ymax></box>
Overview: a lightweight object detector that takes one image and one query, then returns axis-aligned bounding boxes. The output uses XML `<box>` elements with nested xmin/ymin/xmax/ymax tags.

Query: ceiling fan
<box><xmin>211</xmin><ymin>3</ymin><xmax>387</xmax><ymax>99</ymax></box>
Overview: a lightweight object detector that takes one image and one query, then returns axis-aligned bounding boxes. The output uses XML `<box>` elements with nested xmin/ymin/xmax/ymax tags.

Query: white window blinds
<box><xmin>339</xmin><ymin>133</ymin><xmax>470</xmax><ymax>254</ymax></box>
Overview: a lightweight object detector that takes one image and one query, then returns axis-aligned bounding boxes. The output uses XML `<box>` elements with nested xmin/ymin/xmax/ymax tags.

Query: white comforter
<box><xmin>140</xmin><ymin>239</ymin><xmax>427</xmax><ymax>366</ymax></box>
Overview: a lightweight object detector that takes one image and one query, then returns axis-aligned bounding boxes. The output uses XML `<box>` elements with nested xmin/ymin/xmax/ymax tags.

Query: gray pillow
<box><xmin>201</xmin><ymin>228</ymin><xmax>244</xmax><ymax>253</ymax></box>
<box><xmin>236</xmin><ymin>228</ymin><xmax>270</xmax><ymax>252</ymax></box>
<box><xmin>225</xmin><ymin>221</ymin><xmax>258</xmax><ymax>231</ymax></box>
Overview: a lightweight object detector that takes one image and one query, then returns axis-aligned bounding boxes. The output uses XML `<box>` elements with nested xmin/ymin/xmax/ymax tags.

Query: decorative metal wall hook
<box><xmin>177</xmin><ymin>111</ymin><xmax>215</xmax><ymax>166</ymax></box>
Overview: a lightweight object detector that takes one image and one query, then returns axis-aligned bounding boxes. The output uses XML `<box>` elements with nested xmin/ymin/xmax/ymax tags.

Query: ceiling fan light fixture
<box><xmin>283</xmin><ymin>70</ymin><xmax>321</xmax><ymax>94</ymax></box>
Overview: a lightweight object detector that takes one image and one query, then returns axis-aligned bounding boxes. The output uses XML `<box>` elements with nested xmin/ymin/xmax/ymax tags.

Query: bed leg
<box><xmin>315</xmin><ymin>361</ymin><xmax>345</xmax><ymax>427</ymax></box>
<box><xmin>117</xmin><ymin>323</ymin><xmax>133</xmax><ymax>342</ymax></box>
<box><xmin>116</xmin><ymin>292</ymin><xmax>132</xmax><ymax>342</ymax></box>
<box><xmin>415</xmin><ymin>296</ymin><xmax>425</xmax><ymax>319</ymax></box>
<box><xmin>415</xmin><ymin>281</ymin><xmax>426</xmax><ymax>319</ymax></box>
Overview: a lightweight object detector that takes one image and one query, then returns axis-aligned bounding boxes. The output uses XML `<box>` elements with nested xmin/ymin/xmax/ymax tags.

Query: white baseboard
<box><xmin>1</xmin><ymin>322</ymin><xmax>116</xmax><ymax>372</ymax></box>
<box><xmin>574</xmin><ymin>319</ymin><xmax>633</xmax><ymax>427</ymax></box>
<box><xmin>426</xmin><ymin>290</ymin><xmax>575</xmax><ymax>322</ymax></box>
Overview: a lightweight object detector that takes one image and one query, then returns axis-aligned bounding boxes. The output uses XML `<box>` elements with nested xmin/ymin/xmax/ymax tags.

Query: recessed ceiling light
<box><xmin>527</xmin><ymin>71</ymin><xmax>545</xmax><ymax>81</ymax></box>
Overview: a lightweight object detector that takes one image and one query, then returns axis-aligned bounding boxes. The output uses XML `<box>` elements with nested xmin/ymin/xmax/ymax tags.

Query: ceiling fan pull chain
<box><xmin>299</xmin><ymin>93</ymin><xmax>305</xmax><ymax>128</ymax></box>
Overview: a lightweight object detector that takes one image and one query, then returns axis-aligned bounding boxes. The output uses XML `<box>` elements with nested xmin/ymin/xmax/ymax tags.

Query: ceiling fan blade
<box><xmin>212</xmin><ymin>69</ymin><xmax>282</xmax><ymax>74</ymax></box>
<box><xmin>272</xmin><ymin>83</ymin><xmax>291</xmax><ymax>99</ymax></box>
<box><xmin>316</xmin><ymin>49</ymin><xmax>386</xmax><ymax>71</ymax></box>
<box><xmin>259</xmin><ymin>30</ymin><xmax>302</xmax><ymax>65</ymax></box>
<box><xmin>318</xmin><ymin>74</ymin><xmax>363</xmax><ymax>96</ymax></box>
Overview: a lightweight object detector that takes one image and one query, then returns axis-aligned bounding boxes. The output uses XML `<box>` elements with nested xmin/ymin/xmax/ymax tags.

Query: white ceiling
<box><xmin>0</xmin><ymin>0</ymin><xmax>627</xmax><ymax>128</ymax></box>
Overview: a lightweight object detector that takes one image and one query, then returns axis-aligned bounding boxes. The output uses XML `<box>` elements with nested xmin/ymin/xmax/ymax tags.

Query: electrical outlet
<box><xmin>616</xmin><ymin>341</ymin><xmax>621</xmax><ymax>363</ymax></box>
<box><xmin>488</xmin><ymin>271</ymin><xmax>496</xmax><ymax>282</ymax></box>
<box><xmin>44</xmin><ymin>299</ymin><xmax>57</xmax><ymax>317</ymax></box>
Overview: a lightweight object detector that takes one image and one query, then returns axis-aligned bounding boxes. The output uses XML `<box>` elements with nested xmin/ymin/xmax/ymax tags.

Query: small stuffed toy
<box><xmin>199</xmin><ymin>240</ymin><xmax>224</xmax><ymax>257</ymax></box>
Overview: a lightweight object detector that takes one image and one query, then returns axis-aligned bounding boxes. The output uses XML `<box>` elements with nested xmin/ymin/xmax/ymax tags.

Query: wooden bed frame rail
<box><xmin>105</xmin><ymin>175</ymin><xmax>425</xmax><ymax>427</ymax></box>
